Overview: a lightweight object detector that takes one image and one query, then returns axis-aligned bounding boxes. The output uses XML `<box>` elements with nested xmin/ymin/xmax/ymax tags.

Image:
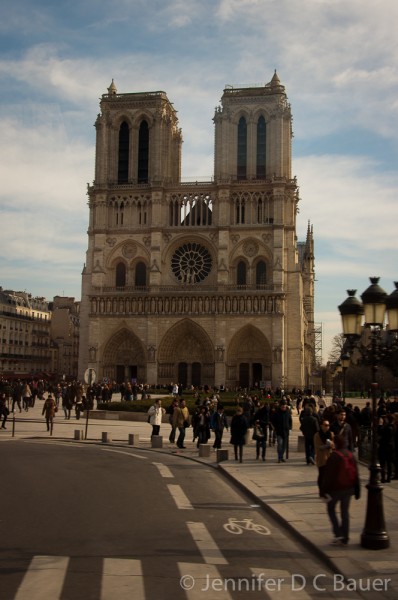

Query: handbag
<box><xmin>183</xmin><ymin>419</ymin><xmax>190</xmax><ymax>428</ymax></box>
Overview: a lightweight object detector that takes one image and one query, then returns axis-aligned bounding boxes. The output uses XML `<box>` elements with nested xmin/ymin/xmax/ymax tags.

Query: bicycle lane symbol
<box><xmin>223</xmin><ymin>518</ymin><xmax>271</xmax><ymax>535</ymax></box>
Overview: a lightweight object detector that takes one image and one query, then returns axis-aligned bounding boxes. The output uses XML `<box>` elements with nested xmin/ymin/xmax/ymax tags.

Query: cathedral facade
<box><xmin>78</xmin><ymin>72</ymin><xmax>315</xmax><ymax>390</ymax></box>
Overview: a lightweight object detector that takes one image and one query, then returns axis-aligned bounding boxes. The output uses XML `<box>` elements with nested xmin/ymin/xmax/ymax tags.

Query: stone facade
<box><xmin>78</xmin><ymin>73</ymin><xmax>315</xmax><ymax>390</ymax></box>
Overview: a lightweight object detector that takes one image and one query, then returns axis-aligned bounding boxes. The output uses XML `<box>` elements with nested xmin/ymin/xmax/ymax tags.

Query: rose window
<box><xmin>171</xmin><ymin>242</ymin><xmax>212</xmax><ymax>284</ymax></box>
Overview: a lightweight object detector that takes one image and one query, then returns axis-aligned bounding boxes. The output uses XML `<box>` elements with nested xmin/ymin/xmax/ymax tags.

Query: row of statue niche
<box><xmin>91</xmin><ymin>295</ymin><xmax>282</xmax><ymax>314</ymax></box>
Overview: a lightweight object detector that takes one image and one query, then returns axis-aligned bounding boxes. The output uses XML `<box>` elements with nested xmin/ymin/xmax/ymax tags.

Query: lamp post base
<box><xmin>360</xmin><ymin>478</ymin><xmax>390</xmax><ymax>550</ymax></box>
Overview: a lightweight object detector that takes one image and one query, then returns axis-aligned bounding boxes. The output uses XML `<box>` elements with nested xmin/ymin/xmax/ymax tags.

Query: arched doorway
<box><xmin>228</xmin><ymin>325</ymin><xmax>272</xmax><ymax>388</ymax></box>
<box><xmin>102</xmin><ymin>328</ymin><xmax>146</xmax><ymax>383</ymax></box>
<box><xmin>158</xmin><ymin>319</ymin><xmax>214</xmax><ymax>387</ymax></box>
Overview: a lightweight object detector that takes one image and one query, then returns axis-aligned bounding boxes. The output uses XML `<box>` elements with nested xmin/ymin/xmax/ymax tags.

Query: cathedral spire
<box><xmin>107</xmin><ymin>79</ymin><xmax>117</xmax><ymax>96</ymax></box>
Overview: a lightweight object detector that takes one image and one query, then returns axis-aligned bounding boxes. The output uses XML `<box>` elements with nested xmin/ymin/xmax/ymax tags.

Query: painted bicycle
<box><xmin>223</xmin><ymin>518</ymin><xmax>271</xmax><ymax>535</ymax></box>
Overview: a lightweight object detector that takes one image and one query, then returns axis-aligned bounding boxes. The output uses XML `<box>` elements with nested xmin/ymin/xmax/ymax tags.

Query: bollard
<box><xmin>74</xmin><ymin>430</ymin><xmax>84</xmax><ymax>440</ymax></box>
<box><xmin>216</xmin><ymin>449</ymin><xmax>229</xmax><ymax>462</ymax></box>
<box><xmin>128</xmin><ymin>433</ymin><xmax>139</xmax><ymax>445</ymax></box>
<box><xmin>199</xmin><ymin>444</ymin><xmax>211</xmax><ymax>458</ymax></box>
<box><xmin>297</xmin><ymin>435</ymin><xmax>305</xmax><ymax>452</ymax></box>
<box><xmin>102</xmin><ymin>432</ymin><xmax>112</xmax><ymax>443</ymax></box>
<box><xmin>151</xmin><ymin>435</ymin><xmax>163</xmax><ymax>448</ymax></box>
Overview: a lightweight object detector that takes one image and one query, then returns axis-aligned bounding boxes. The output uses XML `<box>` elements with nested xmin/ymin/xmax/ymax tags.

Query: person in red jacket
<box><xmin>321</xmin><ymin>434</ymin><xmax>360</xmax><ymax>546</ymax></box>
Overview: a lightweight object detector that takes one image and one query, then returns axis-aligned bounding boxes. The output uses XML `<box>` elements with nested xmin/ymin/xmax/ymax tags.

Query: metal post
<box><xmin>360</xmin><ymin>331</ymin><xmax>389</xmax><ymax>549</ymax></box>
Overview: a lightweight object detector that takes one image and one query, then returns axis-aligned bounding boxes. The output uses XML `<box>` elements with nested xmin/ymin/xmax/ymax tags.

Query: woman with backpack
<box><xmin>321</xmin><ymin>434</ymin><xmax>360</xmax><ymax>546</ymax></box>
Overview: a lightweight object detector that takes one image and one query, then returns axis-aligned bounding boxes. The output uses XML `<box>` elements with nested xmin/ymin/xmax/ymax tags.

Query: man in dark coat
<box><xmin>271</xmin><ymin>399</ymin><xmax>292</xmax><ymax>462</ymax></box>
<box><xmin>299</xmin><ymin>406</ymin><xmax>320</xmax><ymax>465</ymax></box>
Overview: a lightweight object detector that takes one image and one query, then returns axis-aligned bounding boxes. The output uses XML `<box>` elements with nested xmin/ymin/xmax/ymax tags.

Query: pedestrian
<box><xmin>11</xmin><ymin>383</ymin><xmax>22</xmax><ymax>413</ymax></box>
<box><xmin>378</xmin><ymin>414</ymin><xmax>395</xmax><ymax>483</ymax></box>
<box><xmin>193</xmin><ymin>405</ymin><xmax>211</xmax><ymax>447</ymax></box>
<box><xmin>22</xmin><ymin>382</ymin><xmax>32</xmax><ymax>412</ymax></box>
<box><xmin>321</xmin><ymin>434</ymin><xmax>360</xmax><ymax>546</ymax></box>
<box><xmin>0</xmin><ymin>393</ymin><xmax>9</xmax><ymax>429</ymax></box>
<box><xmin>330</xmin><ymin>409</ymin><xmax>354</xmax><ymax>451</ymax></box>
<box><xmin>314</xmin><ymin>419</ymin><xmax>334</xmax><ymax>495</ymax></box>
<box><xmin>230</xmin><ymin>406</ymin><xmax>248</xmax><ymax>462</ymax></box>
<box><xmin>299</xmin><ymin>406</ymin><xmax>320</xmax><ymax>465</ymax></box>
<box><xmin>271</xmin><ymin>399</ymin><xmax>292</xmax><ymax>462</ymax></box>
<box><xmin>173</xmin><ymin>399</ymin><xmax>190</xmax><ymax>449</ymax></box>
<box><xmin>210</xmin><ymin>404</ymin><xmax>228</xmax><ymax>450</ymax></box>
<box><xmin>42</xmin><ymin>395</ymin><xmax>57</xmax><ymax>432</ymax></box>
<box><xmin>147</xmin><ymin>399</ymin><xmax>166</xmax><ymax>437</ymax></box>
<box><xmin>166</xmin><ymin>397</ymin><xmax>179</xmax><ymax>443</ymax></box>
<box><xmin>253</xmin><ymin>404</ymin><xmax>269</xmax><ymax>460</ymax></box>
<box><xmin>76</xmin><ymin>395</ymin><xmax>84</xmax><ymax>420</ymax></box>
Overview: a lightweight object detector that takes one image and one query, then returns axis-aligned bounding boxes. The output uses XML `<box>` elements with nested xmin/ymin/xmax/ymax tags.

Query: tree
<box><xmin>328</xmin><ymin>333</ymin><xmax>345</xmax><ymax>363</ymax></box>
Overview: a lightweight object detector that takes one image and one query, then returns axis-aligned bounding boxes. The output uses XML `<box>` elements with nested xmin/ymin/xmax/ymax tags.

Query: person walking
<box><xmin>42</xmin><ymin>395</ymin><xmax>57</xmax><ymax>433</ymax></box>
<box><xmin>253</xmin><ymin>402</ymin><xmax>269</xmax><ymax>460</ymax></box>
<box><xmin>330</xmin><ymin>409</ymin><xmax>354</xmax><ymax>451</ymax></box>
<box><xmin>22</xmin><ymin>382</ymin><xmax>32</xmax><ymax>412</ymax></box>
<box><xmin>271</xmin><ymin>399</ymin><xmax>292</xmax><ymax>463</ymax></box>
<box><xmin>321</xmin><ymin>434</ymin><xmax>360</xmax><ymax>546</ymax></box>
<box><xmin>299</xmin><ymin>406</ymin><xmax>320</xmax><ymax>465</ymax></box>
<box><xmin>230</xmin><ymin>406</ymin><xmax>248</xmax><ymax>463</ymax></box>
<box><xmin>211</xmin><ymin>404</ymin><xmax>228</xmax><ymax>450</ymax></box>
<box><xmin>378</xmin><ymin>413</ymin><xmax>395</xmax><ymax>483</ymax></box>
<box><xmin>147</xmin><ymin>399</ymin><xmax>166</xmax><ymax>437</ymax></box>
<box><xmin>0</xmin><ymin>393</ymin><xmax>9</xmax><ymax>429</ymax></box>
<box><xmin>314</xmin><ymin>419</ymin><xmax>334</xmax><ymax>495</ymax></box>
<box><xmin>173</xmin><ymin>399</ymin><xmax>190</xmax><ymax>449</ymax></box>
<box><xmin>193</xmin><ymin>405</ymin><xmax>211</xmax><ymax>448</ymax></box>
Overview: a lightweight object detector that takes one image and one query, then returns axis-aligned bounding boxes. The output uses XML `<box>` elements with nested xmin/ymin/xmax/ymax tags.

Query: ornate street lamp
<box><xmin>340</xmin><ymin>352</ymin><xmax>350</xmax><ymax>405</ymax></box>
<box><xmin>338</xmin><ymin>277</ymin><xmax>398</xmax><ymax>550</ymax></box>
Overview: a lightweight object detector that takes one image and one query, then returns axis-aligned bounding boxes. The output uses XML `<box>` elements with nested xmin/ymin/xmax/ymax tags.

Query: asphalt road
<box><xmin>1</xmin><ymin>441</ymin><xmax>367</xmax><ymax>600</ymax></box>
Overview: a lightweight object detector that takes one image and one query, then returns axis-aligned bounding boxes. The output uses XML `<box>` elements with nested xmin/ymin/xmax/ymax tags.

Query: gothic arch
<box><xmin>227</xmin><ymin>325</ymin><xmax>272</xmax><ymax>387</ymax></box>
<box><xmin>102</xmin><ymin>327</ymin><xmax>146</xmax><ymax>383</ymax></box>
<box><xmin>157</xmin><ymin>319</ymin><xmax>215</xmax><ymax>386</ymax></box>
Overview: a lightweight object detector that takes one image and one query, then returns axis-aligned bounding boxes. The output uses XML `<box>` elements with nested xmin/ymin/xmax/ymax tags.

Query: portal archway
<box><xmin>102</xmin><ymin>328</ymin><xmax>146</xmax><ymax>383</ymax></box>
<box><xmin>227</xmin><ymin>325</ymin><xmax>272</xmax><ymax>388</ymax></box>
<box><xmin>158</xmin><ymin>319</ymin><xmax>214</xmax><ymax>386</ymax></box>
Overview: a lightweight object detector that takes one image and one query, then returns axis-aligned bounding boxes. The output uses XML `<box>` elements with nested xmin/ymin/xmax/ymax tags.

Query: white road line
<box><xmin>251</xmin><ymin>568</ymin><xmax>312</xmax><ymax>599</ymax></box>
<box><xmin>14</xmin><ymin>555</ymin><xmax>69</xmax><ymax>600</ymax></box>
<box><xmin>187</xmin><ymin>522</ymin><xmax>228</xmax><ymax>565</ymax></box>
<box><xmin>178</xmin><ymin>563</ymin><xmax>234</xmax><ymax>599</ymax></box>
<box><xmin>152</xmin><ymin>462</ymin><xmax>174</xmax><ymax>478</ymax></box>
<box><xmin>101</xmin><ymin>558</ymin><xmax>144</xmax><ymax>600</ymax></box>
<box><xmin>167</xmin><ymin>484</ymin><xmax>194</xmax><ymax>509</ymax></box>
<box><xmin>100</xmin><ymin>448</ymin><xmax>148</xmax><ymax>459</ymax></box>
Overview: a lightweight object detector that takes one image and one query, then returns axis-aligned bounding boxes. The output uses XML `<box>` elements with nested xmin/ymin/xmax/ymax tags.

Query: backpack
<box><xmin>210</xmin><ymin>412</ymin><xmax>218</xmax><ymax>430</ymax></box>
<box><xmin>336</xmin><ymin>450</ymin><xmax>357</xmax><ymax>488</ymax></box>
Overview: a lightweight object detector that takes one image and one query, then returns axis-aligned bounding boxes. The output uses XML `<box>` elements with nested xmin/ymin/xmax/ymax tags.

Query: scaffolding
<box><xmin>314</xmin><ymin>323</ymin><xmax>323</xmax><ymax>366</ymax></box>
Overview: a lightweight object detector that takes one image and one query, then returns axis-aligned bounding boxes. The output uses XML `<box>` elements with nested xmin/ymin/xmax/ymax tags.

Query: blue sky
<box><xmin>1</xmin><ymin>0</ymin><xmax>397</xmax><ymax>363</ymax></box>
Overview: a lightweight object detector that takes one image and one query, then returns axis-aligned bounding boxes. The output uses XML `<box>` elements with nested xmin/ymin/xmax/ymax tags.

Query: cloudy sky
<box><xmin>1</xmin><ymin>0</ymin><xmax>397</xmax><ymax>362</ymax></box>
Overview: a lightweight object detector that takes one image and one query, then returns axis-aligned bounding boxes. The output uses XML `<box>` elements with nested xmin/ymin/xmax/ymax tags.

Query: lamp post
<box><xmin>340</xmin><ymin>352</ymin><xmax>350</xmax><ymax>405</ymax></box>
<box><xmin>338</xmin><ymin>278</ymin><xmax>398</xmax><ymax>550</ymax></box>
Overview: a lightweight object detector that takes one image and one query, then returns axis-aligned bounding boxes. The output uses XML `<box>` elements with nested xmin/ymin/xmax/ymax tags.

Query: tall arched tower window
<box><xmin>118</xmin><ymin>122</ymin><xmax>129</xmax><ymax>183</ymax></box>
<box><xmin>237</xmin><ymin>261</ymin><xmax>247</xmax><ymax>287</ymax></box>
<box><xmin>116</xmin><ymin>262</ymin><xmax>126</xmax><ymax>287</ymax></box>
<box><xmin>256</xmin><ymin>116</ymin><xmax>266</xmax><ymax>179</ymax></box>
<box><xmin>135</xmin><ymin>262</ymin><xmax>147</xmax><ymax>287</ymax></box>
<box><xmin>256</xmin><ymin>261</ymin><xmax>267</xmax><ymax>288</ymax></box>
<box><xmin>138</xmin><ymin>120</ymin><xmax>149</xmax><ymax>183</ymax></box>
<box><xmin>237</xmin><ymin>117</ymin><xmax>247</xmax><ymax>180</ymax></box>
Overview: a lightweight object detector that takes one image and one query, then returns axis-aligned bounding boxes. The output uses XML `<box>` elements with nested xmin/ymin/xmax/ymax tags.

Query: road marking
<box><xmin>167</xmin><ymin>484</ymin><xmax>194</xmax><ymax>509</ymax></box>
<box><xmin>152</xmin><ymin>462</ymin><xmax>174</xmax><ymax>478</ymax></box>
<box><xmin>187</xmin><ymin>522</ymin><xmax>228</xmax><ymax>565</ymax></box>
<box><xmin>101</xmin><ymin>448</ymin><xmax>148</xmax><ymax>459</ymax></box>
<box><xmin>14</xmin><ymin>555</ymin><xmax>69</xmax><ymax>600</ymax></box>
<box><xmin>251</xmin><ymin>568</ymin><xmax>312</xmax><ymax>599</ymax></box>
<box><xmin>101</xmin><ymin>558</ymin><xmax>144</xmax><ymax>599</ymax></box>
<box><xmin>178</xmin><ymin>563</ymin><xmax>233</xmax><ymax>599</ymax></box>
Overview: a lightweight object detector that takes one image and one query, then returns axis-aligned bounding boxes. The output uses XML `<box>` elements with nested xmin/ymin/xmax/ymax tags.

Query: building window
<box><xmin>118</xmin><ymin>121</ymin><xmax>129</xmax><ymax>183</ymax></box>
<box><xmin>256</xmin><ymin>116</ymin><xmax>266</xmax><ymax>178</ymax></box>
<box><xmin>116</xmin><ymin>262</ymin><xmax>126</xmax><ymax>287</ymax></box>
<box><xmin>256</xmin><ymin>261</ymin><xmax>267</xmax><ymax>288</ymax></box>
<box><xmin>138</xmin><ymin>120</ymin><xmax>149</xmax><ymax>183</ymax></box>
<box><xmin>135</xmin><ymin>262</ymin><xmax>147</xmax><ymax>287</ymax></box>
<box><xmin>237</xmin><ymin>261</ymin><xmax>247</xmax><ymax>287</ymax></box>
<box><xmin>237</xmin><ymin>117</ymin><xmax>247</xmax><ymax>180</ymax></box>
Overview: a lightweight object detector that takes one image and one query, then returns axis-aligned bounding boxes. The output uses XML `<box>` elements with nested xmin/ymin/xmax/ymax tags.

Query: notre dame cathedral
<box><xmin>78</xmin><ymin>71</ymin><xmax>315</xmax><ymax>390</ymax></box>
